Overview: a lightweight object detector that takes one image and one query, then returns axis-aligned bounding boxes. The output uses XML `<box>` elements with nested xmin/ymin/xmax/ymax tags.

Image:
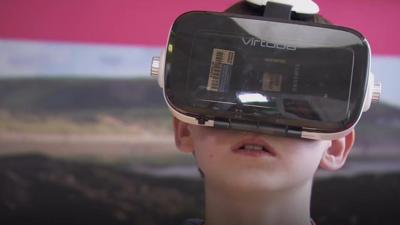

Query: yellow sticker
<box><xmin>207</xmin><ymin>48</ymin><xmax>235</xmax><ymax>92</ymax></box>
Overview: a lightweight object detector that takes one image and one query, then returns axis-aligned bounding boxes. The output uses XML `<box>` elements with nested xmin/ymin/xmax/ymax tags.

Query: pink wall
<box><xmin>0</xmin><ymin>0</ymin><xmax>399</xmax><ymax>54</ymax></box>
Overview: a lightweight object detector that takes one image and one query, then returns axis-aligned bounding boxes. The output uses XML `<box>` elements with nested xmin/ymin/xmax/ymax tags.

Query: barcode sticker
<box><xmin>262</xmin><ymin>72</ymin><xmax>282</xmax><ymax>92</ymax></box>
<box><xmin>207</xmin><ymin>48</ymin><xmax>235</xmax><ymax>92</ymax></box>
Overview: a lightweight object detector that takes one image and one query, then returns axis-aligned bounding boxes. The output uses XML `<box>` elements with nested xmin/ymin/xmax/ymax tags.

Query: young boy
<box><xmin>175</xmin><ymin>3</ymin><xmax>353</xmax><ymax>225</ymax></box>
<box><xmin>152</xmin><ymin>1</ymin><xmax>375</xmax><ymax>224</ymax></box>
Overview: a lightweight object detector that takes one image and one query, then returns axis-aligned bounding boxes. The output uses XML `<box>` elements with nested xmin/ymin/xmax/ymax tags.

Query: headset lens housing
<box><xmin>164</xmin><ymin>12</ymin><xmax>370</xmax><ymax>136</ymax></box>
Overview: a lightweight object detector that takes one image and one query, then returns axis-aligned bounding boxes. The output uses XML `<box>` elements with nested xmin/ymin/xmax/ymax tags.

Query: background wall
<box><xmin>0</xmin><ymin>0</ymin><xmax>399</xmax><ymax>106</ymax></box>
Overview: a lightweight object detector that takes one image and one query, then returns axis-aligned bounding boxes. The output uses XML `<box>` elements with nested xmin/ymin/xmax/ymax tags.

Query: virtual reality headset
<box><xmin>151</xmin><ymin>0</ymin><xmax>381</xmax><ymax>140</ymax></box>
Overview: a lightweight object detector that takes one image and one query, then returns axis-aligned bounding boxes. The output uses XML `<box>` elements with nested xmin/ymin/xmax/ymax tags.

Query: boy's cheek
<box><xmin>267</xmin><ymin>139</ymin><xmax>329</xmax><ymax>170</ymax></box>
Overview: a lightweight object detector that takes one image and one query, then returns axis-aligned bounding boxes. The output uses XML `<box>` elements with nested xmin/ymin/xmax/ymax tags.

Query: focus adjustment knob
<box><xmin>151</xmin><ymin>56</ymin><xmax>160</xmax><ymax>79</ymax></box>
<box><xmin>372</xmin><ymin>82</ymin><xmax>382</xmax><ymax>103</ymax></box>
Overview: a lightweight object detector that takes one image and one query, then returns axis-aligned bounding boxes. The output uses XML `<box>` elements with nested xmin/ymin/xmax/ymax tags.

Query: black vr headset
<box><xmin>151</xmin><ymin>0</ymin><xmax>382</xmax><ymax>140</ymax></box>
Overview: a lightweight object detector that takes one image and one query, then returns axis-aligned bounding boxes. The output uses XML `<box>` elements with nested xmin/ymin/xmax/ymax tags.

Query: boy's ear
<box><xmin>173</xmin><ymin>117</ymin><xmax>195</xmax><ymax>153</ymax></box>
<box><xmin>319</xmin><ymin>130</ymin><xmax>355</xmax><ymax>171</ymax></box>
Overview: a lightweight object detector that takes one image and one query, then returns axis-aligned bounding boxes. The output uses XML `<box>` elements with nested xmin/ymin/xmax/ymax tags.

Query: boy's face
<box><xmin>174</xmin><ymin>118</ymin><xmax>354</xmax><ymax>192</ymax></box>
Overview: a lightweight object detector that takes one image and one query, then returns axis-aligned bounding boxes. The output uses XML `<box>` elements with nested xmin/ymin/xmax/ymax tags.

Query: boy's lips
<box><xmin>231</xmin><ymin>137</ymin><xmax>277</xmax><ymax>157</ymax></box>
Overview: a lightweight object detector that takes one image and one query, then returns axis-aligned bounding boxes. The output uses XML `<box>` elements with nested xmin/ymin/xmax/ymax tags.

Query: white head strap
<box><xmin>245</xmin><ymin>0</ymin><xmax>319</xmax><ymax>15</ymax></box>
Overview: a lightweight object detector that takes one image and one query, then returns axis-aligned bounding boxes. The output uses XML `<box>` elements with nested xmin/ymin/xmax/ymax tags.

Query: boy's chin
<box><xmin>204</xmin><ymin>170</ymin><xmax>311</xmax><ymax>193</ymax></box>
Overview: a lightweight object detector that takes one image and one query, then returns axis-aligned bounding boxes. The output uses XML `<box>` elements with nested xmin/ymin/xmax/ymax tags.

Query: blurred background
<box><xmin>0</xmin><ymin>0</ymin><xmax>399</xmax><ymax>225</ymax></box>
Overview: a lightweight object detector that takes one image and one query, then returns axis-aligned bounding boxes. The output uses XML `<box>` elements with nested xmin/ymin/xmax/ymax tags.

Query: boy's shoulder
<box><xmin>181</xmin><ymin>218</ymin><xmax>204</xmax><ymax>225</ymax></box>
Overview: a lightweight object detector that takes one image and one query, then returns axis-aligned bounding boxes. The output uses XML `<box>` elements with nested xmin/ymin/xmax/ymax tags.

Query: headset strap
<box><xmin>263</xmin><ymin>1</ymin><xmax>293</xmax><ymax>20</ymax></box>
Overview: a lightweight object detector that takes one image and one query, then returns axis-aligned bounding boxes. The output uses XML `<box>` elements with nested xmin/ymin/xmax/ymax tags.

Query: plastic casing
<box><xmin>158</xmin><ymin>11</ymin><xmax>372</xmax><ymax>140</ymax></box>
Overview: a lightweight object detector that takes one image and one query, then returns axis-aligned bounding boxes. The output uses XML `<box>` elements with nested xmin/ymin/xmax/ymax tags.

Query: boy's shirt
<box><xmin>182</xmin><ymin>218</ymin><xmax>204</xmax><ymax>225</ymax></box>
<box><xmin>182</xmin><ymin>218</ymin><xmax>317</xmax><ymax>225</ymax></box>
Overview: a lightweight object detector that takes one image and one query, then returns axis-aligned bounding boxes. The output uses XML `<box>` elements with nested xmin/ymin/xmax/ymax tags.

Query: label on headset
<box><xmin>207</xmin><ymin>48</ymin><xmax>235</xmax><ymax>92</ymax></box>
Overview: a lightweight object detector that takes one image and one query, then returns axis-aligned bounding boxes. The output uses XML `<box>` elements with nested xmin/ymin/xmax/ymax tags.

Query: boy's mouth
<box><xmin>231</xmin><ymin>138</ymin><xmax>277</xmax><ymax>157</ymax></box>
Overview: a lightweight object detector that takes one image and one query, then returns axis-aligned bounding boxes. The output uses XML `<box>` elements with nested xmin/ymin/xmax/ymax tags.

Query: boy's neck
<box><xmin>203</xmin><ymin>180</ymin><xmax>313</xmax><ymax>225</ymax></box>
